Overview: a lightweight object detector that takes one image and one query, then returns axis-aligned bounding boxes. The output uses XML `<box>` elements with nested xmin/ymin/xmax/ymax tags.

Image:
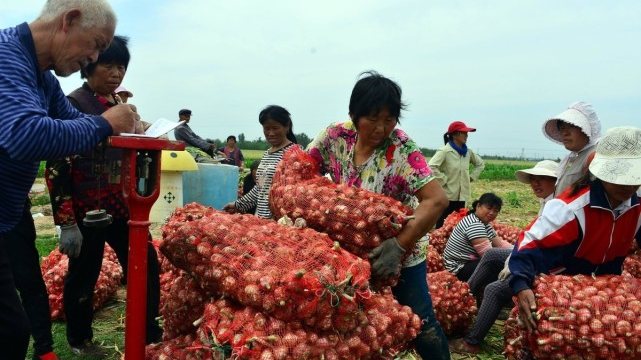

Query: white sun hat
<box><xmin>542</xmin><ymin>101</ymin><xmax>601</xmax><ymax>146</ymax></box>
<box><xmin>589</xmin><ymin>126</ymin><xmax>641</xmax><ymax>185</ymax></box>
<box><xmin>515</xmin><ymin>160</ymin><xmax>559</xmax><ymax>184</ymax></box>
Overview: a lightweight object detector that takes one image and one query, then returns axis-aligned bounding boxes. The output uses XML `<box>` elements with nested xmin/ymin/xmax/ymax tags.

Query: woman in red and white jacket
<box><xmin>509</xmin><ymin>126</ymin><xmax>641</xmax><ymax>331</ymax></box>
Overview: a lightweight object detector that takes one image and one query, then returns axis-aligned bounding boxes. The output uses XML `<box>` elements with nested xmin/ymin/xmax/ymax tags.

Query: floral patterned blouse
<box><xmin>307</xmin><ymin>121</ymin><xmax>436</xmax><ymax>267</ymax></box>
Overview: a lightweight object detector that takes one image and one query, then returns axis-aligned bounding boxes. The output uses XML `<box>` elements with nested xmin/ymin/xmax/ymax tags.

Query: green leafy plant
<box><xmin>505</xmin><ymin>191</ymin><xmax>521</xmax><ymax>207</ymax></box>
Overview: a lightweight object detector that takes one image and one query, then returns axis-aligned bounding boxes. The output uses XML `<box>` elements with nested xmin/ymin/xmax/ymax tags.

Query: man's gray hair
<box><xmin>38</xmin><ymin>0</ymin><xmax>117</xmax><ymax>29</ymax></box>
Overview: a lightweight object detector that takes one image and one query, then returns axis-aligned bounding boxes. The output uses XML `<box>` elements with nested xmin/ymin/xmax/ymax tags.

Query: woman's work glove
<box><xmin>368</xmin><ymin>237</ymin><xmax>406</xmax><ymax>279</ymax></box>
<box><xmin>498</xmin><ymin>254</ymin><xmax>511</xmax><ymax>280</ymax></box>
<box><xmin>59</xmin><ymin>224</ymin><xmax>83</xmax><ymax>258</ymax></box>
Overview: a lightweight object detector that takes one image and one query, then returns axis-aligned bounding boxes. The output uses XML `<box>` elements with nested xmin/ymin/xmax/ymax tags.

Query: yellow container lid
<box><xmin>161</xmin><ymin>150</ymin><xmax>198</xmax><ymax>171</ymax></box>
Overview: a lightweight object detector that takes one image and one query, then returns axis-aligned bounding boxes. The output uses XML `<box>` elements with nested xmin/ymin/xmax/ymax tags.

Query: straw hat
<box><xmin>515</xmin><ymin>160</ymin><xmax>559</xmax><ymax>184</ymax></box>
<box><xmin>589</xmin><ymin>126</ymin><xmax>641</xmax><ymax>185</ymax></box>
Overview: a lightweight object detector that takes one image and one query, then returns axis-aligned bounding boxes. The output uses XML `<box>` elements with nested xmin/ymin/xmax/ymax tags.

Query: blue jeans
<box><xmin>392</xmin><ymin>261</ymin><xmax>451</xmax><ymax>360</ymax></box>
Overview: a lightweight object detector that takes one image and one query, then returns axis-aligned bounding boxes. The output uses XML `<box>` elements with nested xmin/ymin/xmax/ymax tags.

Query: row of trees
<box><xmin>207</xmin><ymin>132</ymin><xmax>436</xmax><ymax>157</ymax></box>
<box><xmin>208</xmin><ymin>133</ymin><xmax>550</xmax><ymax>162</ymax></box>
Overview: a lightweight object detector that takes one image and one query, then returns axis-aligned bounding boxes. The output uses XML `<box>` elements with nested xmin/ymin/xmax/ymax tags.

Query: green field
<box><xmin>31</xmin><ymin>159</ymin><xmax>541</xmax><ymax>359</ymax></box>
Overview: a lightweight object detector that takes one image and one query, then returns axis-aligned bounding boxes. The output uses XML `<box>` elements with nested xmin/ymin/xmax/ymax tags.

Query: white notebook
<box><xmin>120</xmin><ymin>118</ymin><xmax>185</xmax><ymax>138</ymax></box>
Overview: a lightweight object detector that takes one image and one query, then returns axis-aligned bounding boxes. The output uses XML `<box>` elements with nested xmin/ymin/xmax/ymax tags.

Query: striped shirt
<box><xmin>0</xmin><ymin>23</ymin><xmax>112</xmax><ymax>233</ymax></box>
<box><xmin>235</xmin><ymin>143</ymin><xmax>298</xmax><ymax>219</ymax></box>
<box><xmin>442</xmin><ymin>212</ymin><xmax>498</xmax><ymax>274</ymax></box>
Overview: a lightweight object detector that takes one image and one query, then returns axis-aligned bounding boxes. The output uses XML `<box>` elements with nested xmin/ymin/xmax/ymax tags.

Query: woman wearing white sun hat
<box><xmin>515</xmin><ymin>160</ymin><xmax>559</xmax><ymax>216</ymax></box>
<box><xmin>542</xmin><ymin>101</ymin><xmax>602</xmax><ymax>196</ymax></box>
<box><xmin>510</xmin><ymin>126</ymin><xmax>641</xmax><ymax>332</ymax></box>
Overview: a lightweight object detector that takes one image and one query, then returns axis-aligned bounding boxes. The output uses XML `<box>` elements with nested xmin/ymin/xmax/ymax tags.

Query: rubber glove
<box><xmin>368</xmin><ymin>237</ymin><xmax>406</xmax><ymax>279</ymax></box>
<box><xmin>59</xmin><ymin>224</ymin><xmax>83</xmax><ymax>258</ymax></box>
<box><xmin>498</xmin><ymin>254</ymin><xmax>511</xmax><ymax>280</ymax></box>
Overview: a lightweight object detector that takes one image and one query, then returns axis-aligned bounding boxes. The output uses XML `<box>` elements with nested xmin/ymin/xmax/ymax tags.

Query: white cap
<box><xmin>543</xmin><ymin>101</ymin><xmax>601</xmax><ymax>146</ymax></box>
<box><xmin>515</xmin><ymin>160</ymin><xmax>559</xmax><ymax>184</ymax></box>
<box><xmin>589</xmin><ymin>126</ymin><xmax>641</xmax><ymax>185</ymax></box>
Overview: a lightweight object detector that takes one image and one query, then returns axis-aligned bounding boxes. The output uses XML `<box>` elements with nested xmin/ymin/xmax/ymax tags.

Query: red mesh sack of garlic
<box><xmin>195</xmin><ymin>293</ymin><xmax>421</xmax><ymax>360</ymax></box>
<box><xmin>159</xmin><ymin>269</ymin><xmax>211</xmax><ymax>341</ymax></box>
<box><xmin>269</xmin><ymin>146</ymin><xmax>413</xmax><ymax>259</ymax></box>
<box><xmin>426</xmin><ymin>245</ymin><xmax>445</xmax><ymax>273</ymax></box>
<box><xmin>427</xmin><ymin>271</ymin><xmax>477</xmax><ymax>336</ymax></box>
<box><xmin>152</xmin><ymin>239</ymin><xmax>179</xmax><ymax>275</ymax></box>
<box><xmin>623</xmin><ymin>252</ymin><xmax>641</xmax><ymax>278</ymax></box>
<box><xmin>491</xmin><ymin>221</ymin><xmax>523</xmax><ymax>245</ymax></box>
<box><xmin>160</xmin><ymin>208</ymin><xmax>371</xmax><ymax>333</ymax></box>
<box><xmin>145</xmin><ymin>332</ymin><xmax>222</xmax><ymax>360</ymax></box>
<box><xmin>505</xmin><ymin>274</ymin><xmax>641</xmax><ymax>360</ymax></box>
<box><xmin>428</xmin><ymin>208</ymin><xmax>468</xmax><ymax>254</ymax></box>
<box><xmin>41</xmin><ymin>245</ymin><xmax>122</xmax><ymax>320</ymax></box>
<box><xmin>504</xmin><ymin>307</ymin><xmax>533</xmax><ymax>360</ymax></box>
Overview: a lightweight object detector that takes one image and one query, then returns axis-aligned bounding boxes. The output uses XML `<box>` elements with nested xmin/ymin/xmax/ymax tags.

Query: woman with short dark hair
<box><xmin>307</xmin><ymin>71</ymin><xmax>450</xmax><ymax>360</ymax></box>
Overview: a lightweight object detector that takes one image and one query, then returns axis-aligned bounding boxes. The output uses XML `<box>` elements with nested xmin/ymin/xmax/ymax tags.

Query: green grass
<box><xmin>478</xmin><ymin>162</ymin><xmax>534</xmax><ymax>181</ymax></box>
<box><xmin>38</xmin><ymin>161</ymin><xmax>46</xmax><ymax>178</ymax></box>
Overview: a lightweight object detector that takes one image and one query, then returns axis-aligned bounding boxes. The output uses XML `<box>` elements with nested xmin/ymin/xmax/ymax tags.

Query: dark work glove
<box><xmin>368</xmin><ymin>237</ymin><xmax>406</xmax><ymax>280</ymax></box>
<box><xmin>59</xmin><ymin>224</ymin><xmax>83</xmax><ymax>258</ymax></box>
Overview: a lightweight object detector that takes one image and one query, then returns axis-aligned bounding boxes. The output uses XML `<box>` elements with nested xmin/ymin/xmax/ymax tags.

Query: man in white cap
<box><xmin>511</xmin><ymin>126</ymin><xmax>641</xmax><ymax>335</ymax></box>
<box><xmin>542</xmin><ymin>101</ymin><xmax>601</xmax><ymax>195</ymax></box>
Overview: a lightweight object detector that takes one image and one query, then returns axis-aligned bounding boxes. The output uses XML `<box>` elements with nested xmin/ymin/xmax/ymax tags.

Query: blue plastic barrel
<box><xmin>182</xmin><ymin>163</ymin><xmax>239</xmax><ymax>210</ymax></box>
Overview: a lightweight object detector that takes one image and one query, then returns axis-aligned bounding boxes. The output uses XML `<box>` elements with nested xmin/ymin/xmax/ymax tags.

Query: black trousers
<box><xmin>0</xmin><ymin>234</ymin><xmax>31</xmax><ymax>360</ymax></box>
<box><xmin>3</xmin><ymin>204</ymin><xmax>54</xmax><ymax>356</ymax></box>
<box><xmin>435</xmin><ymin>200</ymin><xmax>466</xmax><ymax>229</ymax></box>
<box><xmin>64</xmin><ymin>218</ymin><xmax>162</xmax><ymax>346</ymax></box>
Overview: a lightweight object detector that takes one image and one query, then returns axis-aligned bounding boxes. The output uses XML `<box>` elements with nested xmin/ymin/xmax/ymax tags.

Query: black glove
<box><xmin>368</xmin><ymin>237</ymin><xmax>406</xmax><ymax>279</ymax></box>
<box><xmin>59</xmin><ymin>224</ymin><xmax>83</xmax><ymax>258</ymax></box>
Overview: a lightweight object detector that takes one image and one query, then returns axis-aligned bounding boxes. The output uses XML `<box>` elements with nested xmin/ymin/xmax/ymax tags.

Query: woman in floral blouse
<box><xmin>307</xmin><ymin>71</ymin><xmax>451</xmax><ymax>360</ymax></box>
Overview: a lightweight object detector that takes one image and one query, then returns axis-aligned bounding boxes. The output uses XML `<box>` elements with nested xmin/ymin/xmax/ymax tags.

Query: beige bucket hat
<box><xmin>589</xmin><ymin>126</ymin><xmax>641</xmax><ymax>185</ymax></box>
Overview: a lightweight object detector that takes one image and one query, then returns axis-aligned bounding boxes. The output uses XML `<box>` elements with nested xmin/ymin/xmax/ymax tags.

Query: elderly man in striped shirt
<box><xmin>0</xmin><ymin>1</ymin><xmax>138</xmax><ymax>358</ymax></box>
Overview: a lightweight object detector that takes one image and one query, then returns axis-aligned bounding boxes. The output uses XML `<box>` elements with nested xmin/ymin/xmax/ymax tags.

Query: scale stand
<box><xmin>107</xmin><ymin>136</ymin><xmax>184</xmax><ymax>360</ymax></box>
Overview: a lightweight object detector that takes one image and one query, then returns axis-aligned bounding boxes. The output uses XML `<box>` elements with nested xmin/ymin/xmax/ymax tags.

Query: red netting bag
<box><xmin>429</xmin><ymin>208</ymin><xmax>468</xmax><ymax>254</ymax></box>
<box><xmin>427</xmin><ymin>271</ymin><xmax>477</xmax><ymax>336</ymax></box>
<box><xmin>159</xmin><ymin>269</ymin><xmax>211</xmax><ymax>341</ymax></box>
<box><xmin>623</xmin><ymin>252</ymin><xmax>641</xmax><ymax>278</ymax></box>
<box><xmin>269</xmin><ymin>146</ymin><xmax>414</xmax><ymax>258</ymax></box>
<box><xmin>145</xmin><ymin>332</ymin><xmax>222</xmax><ymax>360</ymax></box>
<box><xmin>506</xmin><ymin>274</ymin><xmax>641</xmax><ymax>360</ymax></box>
<box><xmin>504</xmin><ymin>307</ymin><xmax>533</xmax><ymax>360</ymax></box>
<box><xmin>195</xmin><ymin>294</ymin><xmax>420</xmax><ymax>360</ymax></box>
<box><xmin>491</xmin><ymin>221</ymin><xmax>523</xmax><ymax>245</ymax></box>
<box><xmin>41</xmin><ymin>245</ymin><xmax>122</xmax><ymax>320</ymax></box>
<box><xmin>160</xmin><ymin>208</ymin><xmax>371</xmax><ymax>333</ymax></box>
<box><xmin>426</xmin><ymin>245</ymin><xmax>445</xmax><ymax>273</ymax></box>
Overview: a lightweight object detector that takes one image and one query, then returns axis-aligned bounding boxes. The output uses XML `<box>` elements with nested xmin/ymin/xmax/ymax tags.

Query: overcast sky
<box><xmin>3</xmin><ymin>0</ymin><xmax>641</xmax><ymax>159</ymax></box>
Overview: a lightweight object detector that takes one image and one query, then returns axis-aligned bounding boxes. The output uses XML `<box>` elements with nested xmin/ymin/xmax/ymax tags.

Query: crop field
<box><xmin>28</xmin><ymin>158</ymin><xmax>540</xmax><ymax>359</ymax></box>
